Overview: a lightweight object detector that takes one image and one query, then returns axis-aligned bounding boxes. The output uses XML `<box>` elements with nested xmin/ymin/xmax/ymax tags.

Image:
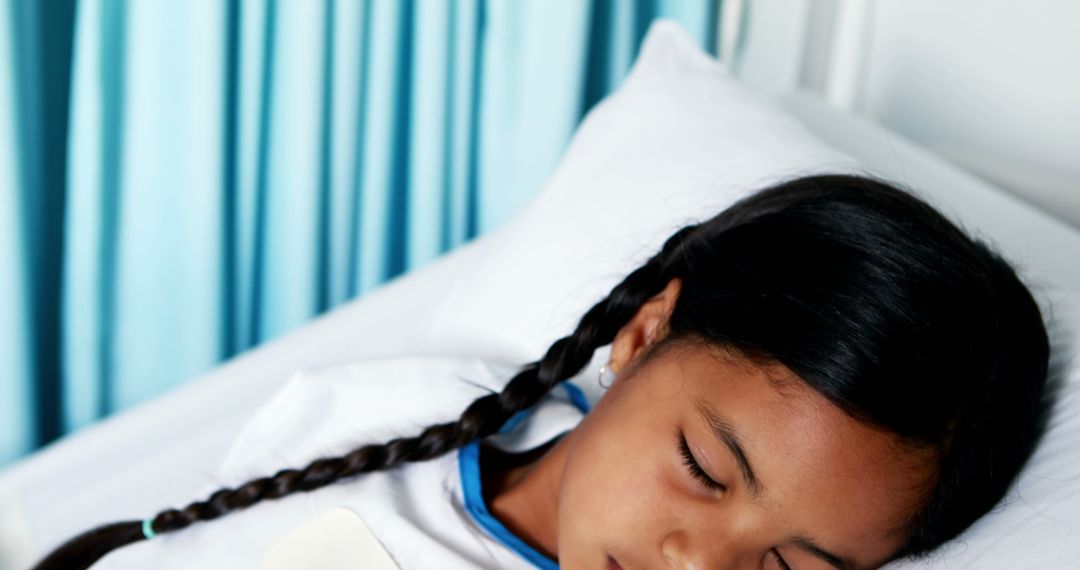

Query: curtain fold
<box><xmin>0</xmin><ymin>0</ymin><xmax>33</xmax><ymax>464</ymax></box>
<box><xmin>0</xmin><ymin>0</ymin><xmax>720</xmax><ymax>467</ymax></box>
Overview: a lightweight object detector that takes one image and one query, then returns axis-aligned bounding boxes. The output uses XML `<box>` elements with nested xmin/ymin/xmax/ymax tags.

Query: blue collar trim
<box><xmin>458</xmin><ymin>381</ymin><xmax>591</xmax><ymax>570</ymax></box>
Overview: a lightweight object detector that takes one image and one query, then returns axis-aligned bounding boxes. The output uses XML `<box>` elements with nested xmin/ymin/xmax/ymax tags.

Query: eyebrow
<box><xmin>693</xmin><ymin>399</ymin><xmax>858</xmax><ymax>570</ymax></box>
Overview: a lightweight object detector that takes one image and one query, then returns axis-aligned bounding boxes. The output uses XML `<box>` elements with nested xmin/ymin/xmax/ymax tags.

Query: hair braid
<box><xmin>32</xmin><ymin>223</ymin><xmax>700</xmax><ymax>570</ymax></box>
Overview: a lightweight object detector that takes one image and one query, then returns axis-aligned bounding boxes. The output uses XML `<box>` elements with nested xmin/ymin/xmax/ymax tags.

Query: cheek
<box><xmin>555</xmin><ymin>407</ymin><xmax>676</xmax><ymax>556</ymax></box>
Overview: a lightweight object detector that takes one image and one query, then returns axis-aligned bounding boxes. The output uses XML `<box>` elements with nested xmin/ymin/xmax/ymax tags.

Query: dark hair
<box><xmin>34</xmin><ymin>174</ymin><xmax>1050</xmax><ymax>568</ymax></box>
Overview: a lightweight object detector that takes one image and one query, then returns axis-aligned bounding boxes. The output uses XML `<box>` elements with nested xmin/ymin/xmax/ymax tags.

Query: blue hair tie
<box><xmin>141</xmin><ymin>518</ymin><xmax>157</xmax><ymax>540</ymax></box>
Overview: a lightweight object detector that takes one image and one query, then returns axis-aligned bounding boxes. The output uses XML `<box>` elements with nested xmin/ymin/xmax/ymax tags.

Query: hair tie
<box><xmin>142</xmin><ymin>518</ymin><xmax>157</xmax><ymax>540</ymax></box>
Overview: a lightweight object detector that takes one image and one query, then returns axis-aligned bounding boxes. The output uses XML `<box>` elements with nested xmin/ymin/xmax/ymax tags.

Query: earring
<box><xmin>598</xmin><ymin>363</ymin><xmax>616</xmax><ymax>389</ymax></box>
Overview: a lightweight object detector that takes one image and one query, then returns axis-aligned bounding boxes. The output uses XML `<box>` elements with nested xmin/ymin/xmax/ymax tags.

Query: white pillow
<box><xmin>426</xmin><ymin>19</ymin><xmax>861</xmax><ymax>362</ymax></box>
<box><xmin>418</xmin><ymin>18</ymin><xmax>1080</xmax><ymax>567</ymax></box>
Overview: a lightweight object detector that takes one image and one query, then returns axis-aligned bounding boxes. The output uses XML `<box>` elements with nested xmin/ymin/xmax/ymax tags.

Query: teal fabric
<box><xmin>0</xmin><ymin>0</ymin><xmax>34</xmax><ymax>469</ymax></box>
<box><xmin>0</xmin><ymin>0</ymin><xmax>719</xmax><ymax>467</ymax></box>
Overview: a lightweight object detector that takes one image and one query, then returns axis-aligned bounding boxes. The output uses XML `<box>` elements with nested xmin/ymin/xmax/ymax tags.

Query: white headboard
<box><xmin>724</xmin><ymin>0</ymin><xmax>1080</xmax><ymax>231</ymax></box>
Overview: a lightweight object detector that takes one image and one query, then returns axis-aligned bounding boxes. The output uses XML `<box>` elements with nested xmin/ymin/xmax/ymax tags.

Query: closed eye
<box><xmin>677</xmin><ymin>433</ymin><xmax>797</xmax><ymax>569</ymax></box>
<box><xmin>770</xmin><ymin>549</ymin><xmax>794</xmax><ymax>570</ymax></box>
<box><xmin>677</xmin><ymin>432</ymin><xmax>725</xmax><ymax>492</ymax></box>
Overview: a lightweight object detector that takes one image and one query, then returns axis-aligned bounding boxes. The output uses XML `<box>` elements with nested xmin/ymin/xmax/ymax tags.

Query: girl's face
<box><xmin>487</xmin><ymin>278</ymin><xmax>938</xmax><ymax>570</ymax></box>
<box><xmin>553</xmin><ymin>341</ymin><xmax>934</xmax><ymax>570</ymax></box>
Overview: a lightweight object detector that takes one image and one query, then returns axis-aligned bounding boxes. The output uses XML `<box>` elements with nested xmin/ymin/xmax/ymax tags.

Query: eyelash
<box><xmin>677</xmin><ymin>435</ymin><xmax>794</xmax><ymax>570</ymax></box>
<box><xmin>676</xmin><ymin>433</ymin><xmax>725</xmax><ymax>492</ymax></box>
<box><xmin>771</xmin><ymin>550</ymin><xmax>793</xmax><ymax>570</ymax></box>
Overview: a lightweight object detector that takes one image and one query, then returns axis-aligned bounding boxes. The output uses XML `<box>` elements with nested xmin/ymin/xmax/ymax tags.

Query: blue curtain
<box><xmin>0</xmin><ymin>0</ymin><xmax>719</xmax><ymax>467</ymax></box>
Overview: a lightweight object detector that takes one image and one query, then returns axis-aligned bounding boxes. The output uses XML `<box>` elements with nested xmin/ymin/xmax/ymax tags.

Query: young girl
<box><xmin>35</xmin><ymin>174</ymin><xmax>1051</xmax><ymax>569</ymax></box>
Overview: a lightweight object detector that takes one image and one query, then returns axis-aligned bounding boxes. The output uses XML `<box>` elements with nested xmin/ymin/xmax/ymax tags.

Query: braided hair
<box><xmin>33</xmin><ymin>174</ymin><xmax>1051</xmax><ymax>568</ymax></box>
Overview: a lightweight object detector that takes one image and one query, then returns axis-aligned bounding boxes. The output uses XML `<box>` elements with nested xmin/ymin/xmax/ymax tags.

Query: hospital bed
<box><xmin>1</xmin><ymin>19</ymin><xmax>1078</xmax><ymax>569</ymax></box>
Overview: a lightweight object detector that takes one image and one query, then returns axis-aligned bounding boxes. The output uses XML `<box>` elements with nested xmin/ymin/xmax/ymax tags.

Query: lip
<box><xmin>606</xmin><ymin>555</ymin><xmax>624</xmax><ymax>570</ymax></box>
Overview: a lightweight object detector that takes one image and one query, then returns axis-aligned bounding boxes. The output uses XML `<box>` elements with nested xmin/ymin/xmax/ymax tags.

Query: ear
<box><xmin>608</xmin><ymin>277</ymin><xmax>682</xmax><ymax>376</ymax></box>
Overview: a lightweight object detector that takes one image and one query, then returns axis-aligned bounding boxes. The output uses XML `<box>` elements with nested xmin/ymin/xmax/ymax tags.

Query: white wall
<box><xmin>734</xmin><ymin>0</ymin><xmax>1080</xmax><ymax>229</ymax></box>
<box><xmin>857</xmin><ymin>0</ymin><xmax>1080</xmax><ymax>229</ymax></box>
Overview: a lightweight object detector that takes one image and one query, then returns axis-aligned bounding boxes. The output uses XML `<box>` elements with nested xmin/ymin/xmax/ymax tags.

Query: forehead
<box><xmin>645</xmin><ymin>343</ymin><xmax>935</xmax><ymax>559</ymax></box>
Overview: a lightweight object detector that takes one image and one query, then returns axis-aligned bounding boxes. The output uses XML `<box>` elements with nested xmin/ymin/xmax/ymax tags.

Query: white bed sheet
<box><xmin>2</xmin><ymin>80</ymin><xmax>1078</xmax><ymax>570</ymax></box>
